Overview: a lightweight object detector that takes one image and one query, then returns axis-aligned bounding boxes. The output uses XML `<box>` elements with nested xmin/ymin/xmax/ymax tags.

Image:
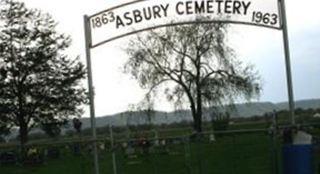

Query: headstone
<box><xmin>209</xmin><ymin>134</ymin><xmax>216</xmax><ymax>142</ymax></box>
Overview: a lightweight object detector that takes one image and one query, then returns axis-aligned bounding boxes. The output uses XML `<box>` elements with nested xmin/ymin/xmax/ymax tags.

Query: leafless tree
<box><xmin>124</xmin><ymin>20</ymin><xmax>260</xmax><ymax>133</ymax></box>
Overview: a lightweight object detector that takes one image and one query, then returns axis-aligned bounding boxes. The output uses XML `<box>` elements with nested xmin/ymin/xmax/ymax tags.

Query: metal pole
<box><xmin>83</xmin><ymin>15</ymin><xmax>100</xmax><ymax>174</ymax></box>
<box><xmin>152</xmin><ymin>129</ymin><xmax>159</xmax><ymax>174</ymax></box>
<box><xmin>110</xmin><ymin>125</ymin><xmax>118</xmax><ymax>174</ymax></box>
<box><xmin>279</xmin><ymin>0</ymin><xmax>295</xmax><ymax>125</ymax></box>
<box><xmin>271</xmin><ymin>111</ymin><xmax>279</xmax><ymax>174</ymax></box>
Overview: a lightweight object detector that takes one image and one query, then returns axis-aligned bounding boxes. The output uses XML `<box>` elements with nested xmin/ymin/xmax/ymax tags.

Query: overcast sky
<box><xmin>19</xmin><ymin>0</ymin><xmax>320</xmax><ymax>117</ymax></box>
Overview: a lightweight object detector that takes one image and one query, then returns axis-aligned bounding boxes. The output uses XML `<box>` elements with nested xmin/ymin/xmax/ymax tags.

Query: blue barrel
<box><xmin>282</xmin><ymin>144</ymin><xmax>313</xmax><ymax>174</ymax></box>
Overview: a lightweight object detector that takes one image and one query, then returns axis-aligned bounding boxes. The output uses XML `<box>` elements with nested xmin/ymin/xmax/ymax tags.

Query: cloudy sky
<box><xmin>19</xmin><ymin>0</ymin><xmax>320</xmax><ymax>117</ymax></box>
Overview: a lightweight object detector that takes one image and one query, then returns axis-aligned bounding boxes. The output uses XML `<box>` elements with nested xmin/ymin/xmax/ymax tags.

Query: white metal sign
<box><xmin>84</xmin><ymin>1</ymin><xmax>295</xmax><ymax>174</ymax></box>
<box><xmin>89</xmin><ymin>0</ymin><xmax>281</xmax><ymax>48</ymax></box>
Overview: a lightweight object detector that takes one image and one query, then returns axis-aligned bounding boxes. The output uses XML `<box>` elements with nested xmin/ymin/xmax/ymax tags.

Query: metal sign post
<box><xmin>83</xmin><ymin>1</ymin><xmax>296</xmax><ymax>173</ymax></box>
<box><xmin>83</xmin><ymin>15</ymin><xmax>100</xmax><ymax>174</ymax></box>
<box><xmin>109</xmin><ymin>125</ymin><xmax>118</xmax><ymax>174</ymax></box>
<box><xmin>279</xmin><ymin>0</ymin><xmax>295</xmax><ymax>125</ymax></box>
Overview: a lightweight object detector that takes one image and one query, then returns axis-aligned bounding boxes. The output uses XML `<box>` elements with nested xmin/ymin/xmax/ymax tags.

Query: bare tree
<box><xmin>124</xmin><ymin>20</ymin><xmax>261</xmax><ymax>133</ymax></box>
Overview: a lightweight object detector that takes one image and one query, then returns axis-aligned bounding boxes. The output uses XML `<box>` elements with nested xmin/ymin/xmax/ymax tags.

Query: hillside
<box><xmin>79</xmin><ymin>98</ymin><xmax>320</xmax><ymax>128</ymax></box>
<box><xmin>277</xmin><ymin>98</ymin><xmax>320</xmax><ymax>110</ymax></box>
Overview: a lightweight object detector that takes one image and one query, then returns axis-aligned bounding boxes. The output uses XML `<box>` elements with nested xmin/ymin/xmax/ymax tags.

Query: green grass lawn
<box><xmin>1</xmin><ymin>132</ymin><xmax>280</xmax><ymax>174</ymax></box>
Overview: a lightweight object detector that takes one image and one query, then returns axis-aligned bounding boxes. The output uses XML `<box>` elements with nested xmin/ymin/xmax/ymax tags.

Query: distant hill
<box><xmin>6</xmin><ymin>98</ymin><xmax>319</xmax><ymax>140</ymax></box>
<box><xmin>277</xmin><ymin>99</ymin><xmax>320</xmax><ymax>111</ymax></box>
<box><xmin>79</xmin><ymin>98</ymin><xmax>320</xmax><ymax>128</ymax></box>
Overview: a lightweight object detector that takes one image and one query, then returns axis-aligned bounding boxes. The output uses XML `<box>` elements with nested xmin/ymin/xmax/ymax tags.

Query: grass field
<box><xmin>3</xmin><ymin>121</ymin><xmax>320</xmax><ymax>174</ymax></box>
<box><xmin>1</xmin><ymin>131</ymin><xmax>281</xmax><ymax>174</ymax></box>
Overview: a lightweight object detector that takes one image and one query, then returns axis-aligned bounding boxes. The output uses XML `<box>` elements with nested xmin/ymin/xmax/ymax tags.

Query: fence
<box><xmin>1</xmin><ymin>125</ymin><xmax>320</xmax><ymax>174</ymax></box>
